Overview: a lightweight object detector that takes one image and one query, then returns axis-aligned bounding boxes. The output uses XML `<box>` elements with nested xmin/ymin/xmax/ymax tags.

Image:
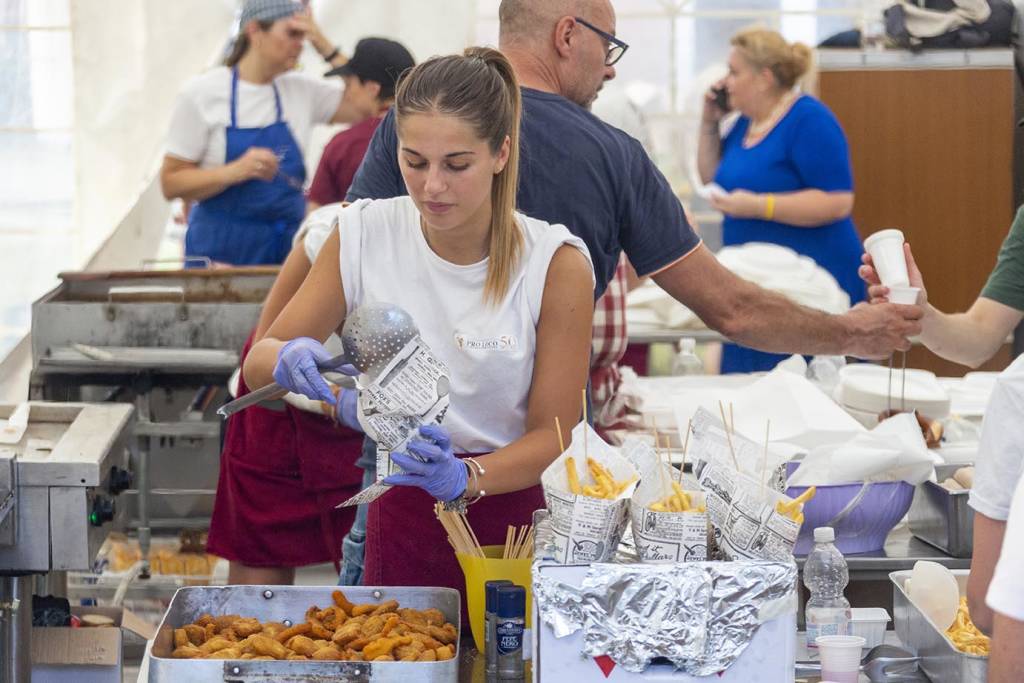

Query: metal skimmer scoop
<box><xmin>217</xmin><ymin>302</ymin><xmax>418</xmax><ymax>418</ymax></box>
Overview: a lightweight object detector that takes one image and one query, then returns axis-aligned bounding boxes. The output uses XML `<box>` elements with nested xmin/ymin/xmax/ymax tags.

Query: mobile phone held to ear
<box><xmin>713</xmin><ymin>86</ymin><xmax>729</xmax><ymax>112</ymax></box>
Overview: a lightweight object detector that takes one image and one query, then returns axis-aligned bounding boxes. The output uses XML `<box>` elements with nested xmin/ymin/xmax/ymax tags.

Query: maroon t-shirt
<box><xmin>307</xmin><ymin>115</ymin><xmax>384</xmax><ymax>206</ymax></box>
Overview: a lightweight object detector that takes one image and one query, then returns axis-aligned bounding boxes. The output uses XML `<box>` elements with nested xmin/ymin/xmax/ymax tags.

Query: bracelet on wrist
<box><xmin>322</xmin><ymin>47</ymin><xmax>340</xmax><ymax>63</ymax></box>
<box><xmin>764</xmin><ymin>193</ymin><xmax>776</xmax><ymax>221</ymax></box>
<box><xmin>442</xmin><ymin>459</ymin><xmax>486</xmax><ymax>512</ymax></box>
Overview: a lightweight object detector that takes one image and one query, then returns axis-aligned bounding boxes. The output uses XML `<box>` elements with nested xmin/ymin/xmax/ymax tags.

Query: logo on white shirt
<box><xmin>453</xmin><ymin>334</ymin><xmax>518</xmax><ymax>352</ymax></box>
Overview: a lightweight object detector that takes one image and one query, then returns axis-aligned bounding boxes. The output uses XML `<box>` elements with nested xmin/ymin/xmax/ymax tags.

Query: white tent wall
<box><xmin>303</xmin><ymin>0</ymin><xmax>478</xmax><ymax>181</ymax></box>
<box><xmin>70</xmin><ymin>0</ymin><xmax>236</xmax><ymax>268</ymax></box>
<box><xmin>70</xmin><ymin>0</ymin><xmax>478</xmax><ymax>269</ymax></box>
<box><xmin>0</xmin><ymin>0</ymin><xmax>480</xmax><ymax>401</ymax></box>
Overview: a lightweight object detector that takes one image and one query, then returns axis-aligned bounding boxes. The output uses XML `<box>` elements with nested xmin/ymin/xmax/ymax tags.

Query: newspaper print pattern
<box><xmin>695</xmin><ymin>460</ymin><xmax>799</xmax><ymax>562</ymax></box>
<box><xmin>337</xmin><ymin>335</ymin><xmax>450</xmax><ymax>508</ymax></box>
<box><xmin>539</xmin><ymin>422</ymin><xmax>639</xmax><ymax>564</ymax></box>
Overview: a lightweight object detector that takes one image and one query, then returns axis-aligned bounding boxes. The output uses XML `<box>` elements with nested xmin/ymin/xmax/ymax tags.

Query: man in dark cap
<box><xmin>307</xmin><ymin>38</ymin><xmax>414</xmax><ymax>211</ymax></box>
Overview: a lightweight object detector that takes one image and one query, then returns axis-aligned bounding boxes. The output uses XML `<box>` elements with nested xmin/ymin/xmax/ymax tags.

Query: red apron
<box><xmin>207</xmin><ymin>333</ymin><xmax>364</xmax><ymax>568</ymax></box>
<box><xmin>362</xmin><ymin>456</ymin><xmax>544</xmax><ymax>622</ymax></box>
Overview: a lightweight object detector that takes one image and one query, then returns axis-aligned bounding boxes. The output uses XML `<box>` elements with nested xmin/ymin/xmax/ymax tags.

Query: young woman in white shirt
<box><xmin>243</xmin><ymin>47</ymin><xmax>594</xmax><ymax>592</ymax></box>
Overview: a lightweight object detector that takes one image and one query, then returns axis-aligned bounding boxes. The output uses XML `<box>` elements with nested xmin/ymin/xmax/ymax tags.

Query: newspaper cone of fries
<box><xmin>688</xmin><ymin>407</ymin><xmax>809</xmax><ymax>562</ymax></box>
<box><xmin>541</xmin><ymin>421</ymin><xmax>639</xmax><ymax>564</ymax></box>
<box><xmin>628</xmin><ymin>440</ymin><xmax>710</xmax><ymax>563</ymax></box>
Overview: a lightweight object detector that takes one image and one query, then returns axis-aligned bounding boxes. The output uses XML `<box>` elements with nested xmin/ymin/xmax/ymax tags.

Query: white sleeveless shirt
<box><xmin>337</xmin><ymin>197</ymin><xmax>594</xmax><ymax>453</ymax></box>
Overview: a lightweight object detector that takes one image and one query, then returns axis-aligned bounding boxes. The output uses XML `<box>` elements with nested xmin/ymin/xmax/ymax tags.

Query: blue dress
<box><xmin>714</xmin><ymin>95</ymin><xmax>865</xmax><ymax>373</ymax></box>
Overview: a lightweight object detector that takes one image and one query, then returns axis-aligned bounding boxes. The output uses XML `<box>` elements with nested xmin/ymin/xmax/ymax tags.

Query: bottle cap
<box><xmin>814</xmin><ymin>526</ymin><xmax>835</xmax><ymax>543</ymax></box>
<box><xmin>486</xmin><ymin>580</ymin><xmax>513</xmax><ymax>614</ymax></box>
<box><xmin>496</xmin><ymin>584</ymin><xmax>526</xmax><ymax>619</ymax></box>
<box><xmin>679</xmin><ymin>338</ymin><xmax>696</xmax><ymax>353</ymax></box>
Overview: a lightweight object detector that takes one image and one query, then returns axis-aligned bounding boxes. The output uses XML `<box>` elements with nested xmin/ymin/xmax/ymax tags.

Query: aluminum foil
<box><xmin>533</xmin><ymin>558</ymin><xmax>797</xmax><ymax>675</ymax></box>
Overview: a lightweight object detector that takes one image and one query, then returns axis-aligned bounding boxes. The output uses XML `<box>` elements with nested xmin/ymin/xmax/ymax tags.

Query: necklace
<box><xmin>745</xmin><ymin>91</ymin><xmax>797</xmax><ymax>143</ymax></box>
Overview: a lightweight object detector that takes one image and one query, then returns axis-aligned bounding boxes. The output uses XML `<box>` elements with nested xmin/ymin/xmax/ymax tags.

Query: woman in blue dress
<box><xmin>697</xmin><ymin>28</ymin><xmax>865</xmax><ymax>373</ymax></box>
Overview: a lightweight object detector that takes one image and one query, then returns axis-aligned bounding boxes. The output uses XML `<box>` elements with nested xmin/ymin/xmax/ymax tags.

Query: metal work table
<box><xmin>627</xmin><ymin>327</ymin><xmax>725</xmax><ymax>345</ymax></box>
<box><xmin>796</xmin><ymin>525</ymin><xmax>971</xmax><ymax>582</ymax></box>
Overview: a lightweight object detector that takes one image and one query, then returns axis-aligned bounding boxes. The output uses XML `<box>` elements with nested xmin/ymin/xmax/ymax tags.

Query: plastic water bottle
<box><xmin>671</xmin><ymin>338</ymin><xmax>703</xmax><ymax>376</ymax></box>
<box><xmin>804</xmin><ymin>526</ymin><xmax>851</xmax><ymax>648</ymax></box>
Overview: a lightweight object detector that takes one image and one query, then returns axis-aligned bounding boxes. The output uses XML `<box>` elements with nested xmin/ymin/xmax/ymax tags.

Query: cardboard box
<box><xmin>32</xmin><ymin>607</ymin><xmax>156</xmax><ymax>683</ymax></box>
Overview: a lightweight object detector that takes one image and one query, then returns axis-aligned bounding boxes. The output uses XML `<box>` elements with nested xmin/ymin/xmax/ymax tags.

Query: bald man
<box><xmin>334</xmin><ymin>0</ymin><xmax>922</xmax><ymax>584</ymax></box>
<box><xmin>350</xmin><ymin>0</ymin><xmax>920</xmax><ymax>357</ymax></box>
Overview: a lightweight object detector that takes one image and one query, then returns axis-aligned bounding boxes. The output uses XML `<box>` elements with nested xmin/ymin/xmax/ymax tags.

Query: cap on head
<box><xmin>325</xmin><ymin>38</ymin><xmax>415</xmax><ymax>96</ymax></box>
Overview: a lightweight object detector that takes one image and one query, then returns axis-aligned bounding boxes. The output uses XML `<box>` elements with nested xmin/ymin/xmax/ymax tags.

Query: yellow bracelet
<box><xmin>764</xmin><ymin>193</ymin><xmax>776</xmax><ymax>221</ymax></box>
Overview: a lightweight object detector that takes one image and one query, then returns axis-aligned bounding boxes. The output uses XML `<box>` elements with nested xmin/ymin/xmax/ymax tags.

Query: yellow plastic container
<box><xmin>456</xmin><ymin>545</ymin><xmax>533</xmax><ymax>652</ymax></box>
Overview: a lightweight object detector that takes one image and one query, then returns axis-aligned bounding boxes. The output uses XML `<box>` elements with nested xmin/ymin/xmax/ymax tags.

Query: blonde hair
<box><xmin>731</xmin><ymin>28</ymin><xmax>813</xmax><ymax>90</ymax></box>
<box><xmin>395</xmin><ymin>47</ymin><xmax>524</xmax><ymax>307</ymax></box>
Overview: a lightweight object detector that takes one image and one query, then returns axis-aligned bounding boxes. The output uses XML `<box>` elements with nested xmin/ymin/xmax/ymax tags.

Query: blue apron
<box><xmin>186</xmin><ymin>68</ymin><xmax>307</xmax><ymax>266</ymax></box>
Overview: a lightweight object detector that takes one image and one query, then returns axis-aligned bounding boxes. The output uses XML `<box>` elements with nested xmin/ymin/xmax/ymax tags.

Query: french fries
<box><xmin>648</xmin><ymin>481</ymin><xmax>705</xmax><ymax>513</ymax></box>
<box><xmin>946</xmin><ymin>597</ymin><xmax>990</xmax><ymax>656</ymax></box>
<box><xmin>565</xmin><ymin>456</ymin><xmax>635</xmax><ymax>500</ymax></box>
<box><xmin>774</xmin><ymin>486</ymin><xmax>816</xmax><ymax>525</ymax></box>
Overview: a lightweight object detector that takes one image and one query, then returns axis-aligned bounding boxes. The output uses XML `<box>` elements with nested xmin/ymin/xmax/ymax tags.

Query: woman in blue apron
<box><xmin>161</xmin><ymin>0</ymin><xmax>350</xmax><ymax>265</ymax></box>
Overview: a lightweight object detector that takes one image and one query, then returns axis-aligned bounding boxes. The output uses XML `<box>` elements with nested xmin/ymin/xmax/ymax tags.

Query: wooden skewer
<box><xmin>718</xmin><ymin>400</ymin><xmax>740</xmax><ymax>470</ymax></box>
<box><xmin>581</xmin><ymin>389</ymin><xmax>589</xmax><ymax>459</ymax></box>
<box><xmin>729</xmin><ymin>402</ymin><xmax>735</xmax><ymax>435</ymax></box>
<box><xmin>678</xmin><ymin>418</ymin><xmax>692</xmax><ymax>485</ymax></box>
<box><xmin>554</xmin><ymin>416</ymin><xmax>566</xmax><ymax>453</ymax></box>
<box><xmin>761</xmin><ymin>419</ymin><xmax>771</xmax><ymax>490</ymax></box>
<box><xmin>654</xmin><ymin>430</ymin><xmax>668</xmax><ymax>494</ymax></box>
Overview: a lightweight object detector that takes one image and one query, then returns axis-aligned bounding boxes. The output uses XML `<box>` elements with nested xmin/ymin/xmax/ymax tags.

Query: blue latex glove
<box><xmin>383</xmin><ymin>424</ymin><xmax>467</xmax><ymax>502</ymax></box>
<box><xmin>335</xmin><ymin>387</ymin><xmax>363</xmax><ymax>432</ymax></box>
<box><xmin>273</xmin><ymin>337</ymin><xmax>347</xmax><ymax>404</ymax></box>
<box><xmin>336</xmin><ymin>364</ymin><xmax>360</xmax><ymax>377</ymax></box>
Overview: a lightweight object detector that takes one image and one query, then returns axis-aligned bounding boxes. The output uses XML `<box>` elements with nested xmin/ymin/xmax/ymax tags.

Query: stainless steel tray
<box><xmin>907</xmin><ymin>464</ymin><xmax>974</xmax><ymax>557</ymax></box>
<box><xmin>891</xmin><ymin>569</ymin><xmax>987</xmax><ymax>683</ymax></box>
<box><xmin>149</xmin><ymin>585</ymin><xmax>460</xmax><ymax>682</ymax></box>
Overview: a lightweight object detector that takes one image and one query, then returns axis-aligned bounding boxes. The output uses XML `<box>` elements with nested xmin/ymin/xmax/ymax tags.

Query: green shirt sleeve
<box><xmin>981</xmin><ymin>204</ymin><xmax>1024</xmax><ymax>311</ymax></box>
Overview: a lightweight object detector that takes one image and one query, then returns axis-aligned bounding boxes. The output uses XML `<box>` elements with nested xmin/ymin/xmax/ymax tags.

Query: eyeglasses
<box><xmin>574</xmin><ymin>17</ymin><xmax>629</xmax><ymax>67</ymax></box>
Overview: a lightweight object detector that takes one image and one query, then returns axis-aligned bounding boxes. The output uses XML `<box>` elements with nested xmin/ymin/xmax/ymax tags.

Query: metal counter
<box><xmin>796</xmin><ymin>524</ymin><xmax>971</xmax><ymax>582</ymax></box>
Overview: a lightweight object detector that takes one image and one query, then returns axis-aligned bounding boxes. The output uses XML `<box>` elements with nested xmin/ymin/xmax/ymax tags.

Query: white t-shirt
<box><xmin>337</xmin><ymin>196</ymin><xmax>594</xmax><ymax>453</ymax></box>
<box><xmin>968</xmin><ymin>354</ymin><xmax>1024</xmax><ymax>520</ymax></box>
<box><xmin>165</xmin><ymin>66</ymin><xmax>342</xmax><ymax>168</ymax></box>
<box><xmin>293</xmin><ymin>201</ymin><xmax>343</xmax><ymax>263</ymax></box>
<box><xmin>987</xmin><ymin>471</ymin><xmax>1024</xmax><ymax>619</ymax></box>
<box><xmin>291</xmin><ymin>203</ymin><xmax>345</xmax><ymax>357</ymax></box>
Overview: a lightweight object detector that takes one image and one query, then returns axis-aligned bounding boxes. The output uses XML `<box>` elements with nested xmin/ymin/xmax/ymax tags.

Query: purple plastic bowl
<box><xmin>785</xmin><ymin>463</ymin><xmax>915</xmax><ymax>555</ymax></box>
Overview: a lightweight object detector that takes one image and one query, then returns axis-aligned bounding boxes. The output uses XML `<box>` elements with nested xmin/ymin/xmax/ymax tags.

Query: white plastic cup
<box><xmin>816</xmin><ymin>635</ymin><xmax>865</xmax><ymax>683</ymax></box>
<box><xmin>864</xmin><ymin>229</ymin><xmax>910</xmax><ymax>287</ymax></box>
<box><xmin>887</xmin><ymin>285</ymin><xmax>920</xmax><ymax>305</ymax></box>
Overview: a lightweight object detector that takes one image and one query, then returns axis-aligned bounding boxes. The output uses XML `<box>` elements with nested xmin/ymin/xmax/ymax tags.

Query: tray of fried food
<box><xmin>167</xmin><ymin>590</ymin><xmax>456</xmax><ymax>662</ymax></box>
<box><xmin>946</xmin><ymin>597</ymin><xmax>990</xmax><ymax>657</ymax></box>
<box><xmin>565</xmin><ymin>456</ymin><xmax>637</xmax><ymax>500</ymax></box>
<box><xmin>150</xmin><ymin>585</ymin><xmax>461</xmax><ymax>681</ymax></box>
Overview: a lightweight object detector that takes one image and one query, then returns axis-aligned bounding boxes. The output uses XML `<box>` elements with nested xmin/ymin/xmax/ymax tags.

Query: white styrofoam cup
<box><xmin>887</xmin><ymin>285</ymin><xmax>920</xmax><ymax>305</ymax></box>
<box><xmin>864</xmin><ymin>229</ymin><xmax>910</xmax><ymax>287</ymax></box>
<box><xmin>816</xmin><ymin>635</ymin><xmax>865</xmax><ymax>683</ymax></box>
